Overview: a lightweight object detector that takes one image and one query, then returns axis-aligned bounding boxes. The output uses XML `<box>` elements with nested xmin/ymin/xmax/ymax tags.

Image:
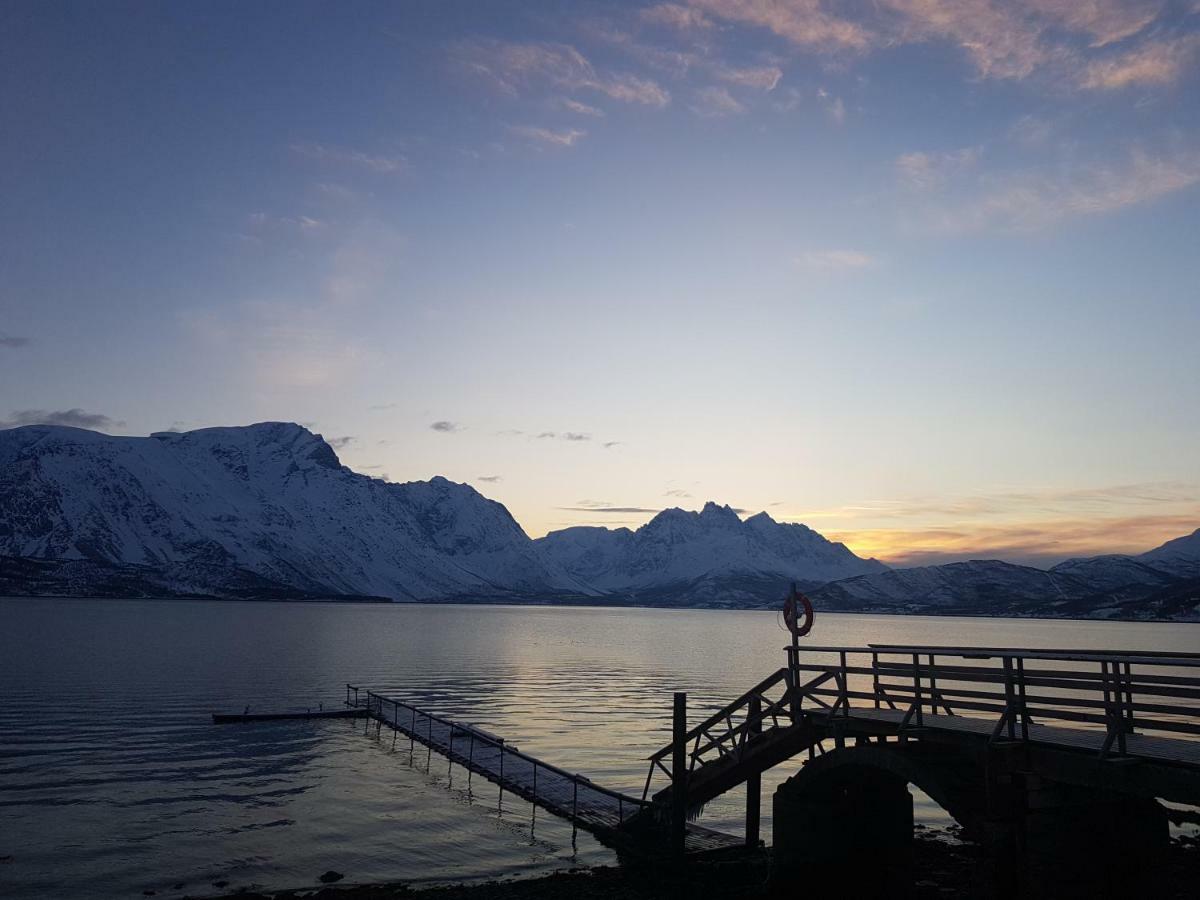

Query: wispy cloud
<box><xmin>896</xmin><ymin>147</ymin><xmax>981</xmax><ymax>190</ymax></box>
<box><xmin>1</xmin><ymin>408</ymin><xmax>124</xmax><ymax>431</ymax></box>
<box><xmin>430</xmin><ymin>420</ymin><xmax>463</xmax><ymax>433</ymax></box>
<box><xmin>603</xmin><ymin>441</ymin><xmax>622</xmax><ymax>449</ymax></box>
<box><xmin>455</xmin><ymin>39</ymin><xmax>670</xmax><ymax>107</ymax></box>
<box><xmin>477</xmin><ymin>474</ymin><xmax>503</xmax><ymax>483</ymax></box>
<box><xmin>934</xmin><ymin>148</ymin><xmax>1200</xmax><ymax>232</ymax></box>
<box><xmin>1081</xmin><ymin>34</ymin><xmax>1200</xmax><ymax>90</ymax></box>
<box><xmin>562</xmin><ymin>432</ymin><xmax>591</xmax><ymax>441</ymax></box>
<box><xmin>665</xmin><ymin>488</ymin><xmax>693</xmax><ymax>498</ymax></box>
<box><xmin>245</xmin><ymin>211</ymin><xmax>324</xmax><ymax>235</ymax></box>
<box><xmin>509</xmin><ymin>125</ymin><xmax>587</xmax><ymax>149</ymax></box>
<box><xmin>688</xmin><ymin>0</ymin><xmax>1188</xmax><ymax>89</ymax></box>
<box><xmin>796</xmin><ymin>249</ymin><xmax>877</xmax><ymax>270</ymax></box>
<box><xmin>291</xmin><ymin>141</ymin><xmax>407</xmax><ymax>174</ymax></box>
<box><xmin>0</xmin><ymin>333</ymin><xmax>30</xmax><ymax>348</ymax></box>
<box><xmin>832</xmin><ymin>512</ymin><xmax>1200</xmax><ymax>568</ymax></box>
<box><xmin>562</xmin><ymin>98</ymin><xmax>605</xmax><ymax>117</ymax></box>
<box><xmin>561</xmin><ymin>504</ymin><xmax>662</xmax><ymax>513</ymax></box>
<box><xmin>796</xmin><ymin>482</ymin><xmax>1200</xmax><ymax>524</ymax></box>
<box><xmin>690</xmin><ymin>0</ymin><xmax>870</xmax><ymax>52</ymax></box>
<box><xmin>368</xmin><ymin>402</ymin><xmax>398</xmax><ymax>410</ymax></box>
<box><xmin>326</xmin><ymin>435</ymin><xmax>355</xmax><ymax>450</ymax></box>
<box><xmin>641</xmin><ymin>3</ymin><xmax>716</xmax><ymax>31</ymax></box>
<box><xmin>714</xmin><ymin>64</ymin><xmax>783</xmax><ymax>90</ymax></box>
<box><xmin>690</xmin><ymin>85</ymin><xmax>746</xmax><ymax>116</ymax></box>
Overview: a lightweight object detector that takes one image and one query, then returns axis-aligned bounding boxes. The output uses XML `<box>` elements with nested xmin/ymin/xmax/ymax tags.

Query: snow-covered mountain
<box><xmin>0</xmin><ymin>422</ymin><xmax>593</xmax><ymax>601</ymax></box>
<box><xmin>1047</xmin><ymin>554</ymin><xmax>1178</xmax><ymax>592</ymax></box>
<box><xmin>811</xmin><ymin>560</ymin><xmax>1092</xmax><ymax>611</ymax></box>
<box><xmin>810</xmin><ymin>532</ymin><xmax>1200</xmax><ymax>621</ymax></box>
<box><xmin>2</xmin><ymin>420</ymin><xmax>1196</xmax><ymax>619</ymax></box>
<box><xmin>535</xmin><ymin>502</ymin><xmax>886</xmax><ymax>606</ymax></box>
<box><xmin>1140</xmin><ymin>528</ymin><xmax>1200</xmax><ymax>578</ymax></box>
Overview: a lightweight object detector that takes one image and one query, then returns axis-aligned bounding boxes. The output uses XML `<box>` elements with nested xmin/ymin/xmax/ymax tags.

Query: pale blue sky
<box><xmin>2</xmin><ymin>1</ymin><xmax>1198</xmax><ymax>564</ymax></box>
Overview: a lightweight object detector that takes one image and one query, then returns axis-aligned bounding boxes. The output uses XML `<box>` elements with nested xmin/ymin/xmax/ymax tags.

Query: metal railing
<box><xmin>346</xmin><ymin>684</ymin><xmax>647</xmax><ymax>830</ymax></box>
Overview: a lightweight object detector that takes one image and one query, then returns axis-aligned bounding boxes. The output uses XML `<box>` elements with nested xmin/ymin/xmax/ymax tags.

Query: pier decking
<box><xmin>344</xmin><ymin>685</ymin><xmax>745</xmax><ymax>857</ymax></box>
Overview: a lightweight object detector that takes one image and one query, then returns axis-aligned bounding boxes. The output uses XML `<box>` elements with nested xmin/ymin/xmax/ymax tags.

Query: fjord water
<box><xmin>2</xmin><ymin>599</ymin><xmax>1197</xmax><ymax>898</ymax></box>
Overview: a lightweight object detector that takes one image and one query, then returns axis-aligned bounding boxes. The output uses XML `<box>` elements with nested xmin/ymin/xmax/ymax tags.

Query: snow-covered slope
<box><xmin>0</xmin><ymin>422</ymin><xmax>592</xmax><ymax>601</ymax></box>
<box><xmin>1048</xmin><ymin>554</ymin><xmax>1178</xmax><ymax>592</ymax></box>
<box><xmin>811</xmin><ymin>535</ymin><xmax>1200</xmax><ymax>620</ymax></box>
<box><xmin>811</xmin><ymin>560</ymin><xmax>1092</xmax><ymax>611</ymax></box>
<box><xmin>1140</xmin><ymin>528</ymin><xmax>1200</xmax><ymax>578</ymax></box>
<box><xmin>535</xmin><ymin>502</ymin><xmax>885</xmax><ymax>605</ymax></box>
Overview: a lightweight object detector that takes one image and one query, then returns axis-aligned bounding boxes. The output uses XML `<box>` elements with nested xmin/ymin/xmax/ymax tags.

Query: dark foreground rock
<box><xmin>200</xmin><ymin>833</ymin><xmax>1198</xmax><ymax>900</ymax></box>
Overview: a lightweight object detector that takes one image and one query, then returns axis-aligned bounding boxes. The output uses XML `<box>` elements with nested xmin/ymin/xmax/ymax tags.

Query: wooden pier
<box><xmin>334</xmin><ymin>640</ymin><xmax>1200</xmax><ymax>890</ymax></box>
<box><xmin>640</xmin><ymin>643</ymin><xmax>1200</xmax><ymax>811</ymax></box>
<box><xmin>344</xmin><ymin>685</ymin><xmax>745</xmax><ymax>858</ymax></box>
<box><xmin>631</xmin><ymin>642</ymin><xmax>1200</xmax><ymax>895</ymax></box>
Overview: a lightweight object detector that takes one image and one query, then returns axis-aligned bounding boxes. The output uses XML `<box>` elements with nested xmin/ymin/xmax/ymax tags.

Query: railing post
<box><xmin>1002</xmin><ymin>657</ymin><xmax>1016</xmax><ymax>740</ymax></box>
<box><xmin>840</xmin><ymin>651</ymin><xmax>849</xmax><ymax>717</ymax></box>
<box><xmin>1122</xmin><ymin>661</ymin><xmax>1135</xmax><ymax>748</ymax></box>
<box><xmin>913</xmin><ymin>654</ymin><xmax>924</xmax><ymax>728</ymax></box>
<box><xmin>928</xmin><ymin>654</ymin><xmax>938</xmax><ymax>715</ymax></box>
<box><xmin>1016</xmin><ymin>657</ymin><xmax>1029</xmax><ymax>740</ymax></box>
<box><xmin>746</xmin><ymin>694</ymin><xmax>761</xmax><ymax>848</ymax></box>
<box><xmin>672</xmin><ymin>692</ymin><xmax>687</xmax><ymax>857</ymax></box>
<box><xmin>498</xmin><ymin>743</ymin><xmax>505</xmax><ymax>806</ymax></box>
<box><xmin>872</xmin><ymin>652</ymin><xmax>880</xmax><ymax>709</ymax></box>
<box><xmin>788</xmin><ymin>646</ymin><xmax>800</xmax><ymax>723</ymax></box>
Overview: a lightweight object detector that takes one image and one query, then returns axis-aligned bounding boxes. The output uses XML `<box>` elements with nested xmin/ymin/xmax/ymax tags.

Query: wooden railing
<box><xmin>643</xmin><ymin>644</ymin><xmax>1200</xmax><ymax>801</ymax></box>
<box><xmin>643</xmin><ymin>667</ymin><xmax>795</xmax><ymax>800</ymax></box>
<box><xmin>796</xmin><ymin>644</ymin><xmax>1200</xmax><ymax>753</ymax></box>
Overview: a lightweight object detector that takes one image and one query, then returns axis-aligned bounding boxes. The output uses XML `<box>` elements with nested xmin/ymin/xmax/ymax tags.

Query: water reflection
<box><xmin>1</xmin><ymin>598</ymin><xmax>1196</xmax><ymax>898</ymax></box>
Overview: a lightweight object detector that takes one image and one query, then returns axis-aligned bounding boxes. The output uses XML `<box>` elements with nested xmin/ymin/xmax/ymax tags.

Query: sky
<box><xmin>1</xmin><ymin>1</ymin><xmax>1198</xmax><ymax>567</ymax></box>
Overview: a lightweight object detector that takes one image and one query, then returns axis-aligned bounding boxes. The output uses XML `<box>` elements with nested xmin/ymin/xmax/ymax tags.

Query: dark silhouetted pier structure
<box><xmin>636</xmin><ymin>643</ymin><xmax>1200</xmax><ymax>895</ymax></box>
<box><xmin>338</xmin><ymin>641</ymin><xmax>1200</xmax><ymax>892</ymax></box>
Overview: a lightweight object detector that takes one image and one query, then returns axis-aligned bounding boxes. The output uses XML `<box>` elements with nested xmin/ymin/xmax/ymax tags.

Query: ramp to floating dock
<box><xmin>345</xmin><ymin>684</ymin><xmax>744</xmax><ymax>857</ymax></box>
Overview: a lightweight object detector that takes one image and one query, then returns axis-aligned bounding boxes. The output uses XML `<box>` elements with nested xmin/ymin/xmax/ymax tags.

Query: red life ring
<box><xmin>783</xmin><ymin>584</ymin><xmax>815</xmax><ymax>638</ymax></box>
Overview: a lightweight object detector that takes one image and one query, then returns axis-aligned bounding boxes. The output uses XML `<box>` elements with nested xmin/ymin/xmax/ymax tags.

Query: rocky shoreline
<box><xmin>185</xmin><ymin>833</ymin><xmax>1199</xmax><ymax>900</ymax></box>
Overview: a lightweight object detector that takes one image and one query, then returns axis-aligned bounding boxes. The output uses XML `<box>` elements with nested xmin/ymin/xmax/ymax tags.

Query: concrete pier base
<box><xmin>772</xmin><ymin>755</ymin><xmax>1169</xmax><ymax>899</ymax></box>
<box><xmin>773</xmin><ymin>766</ymin><xmax>914</xmax><ymax>893</ymax></box>
<box><xmin>980</xmin><ymin>777</ymin><xmax>1169</xmax><ymax>899</ymax></box>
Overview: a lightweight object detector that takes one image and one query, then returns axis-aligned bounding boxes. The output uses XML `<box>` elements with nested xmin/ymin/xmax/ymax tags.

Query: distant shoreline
<box><xmin>2</xmin><ymin>591</ymin><xmax>1197</xmax><ymax>624</ymax></box>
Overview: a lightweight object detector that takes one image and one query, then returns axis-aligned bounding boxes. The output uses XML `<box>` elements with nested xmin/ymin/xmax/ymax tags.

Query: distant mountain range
<box><xmin>533</xmin><ymin>503</ymin><xmax>884</xmax><ymax>605</ymax></box>
<box><xmin>1</xmin><ymin>422</ymin><xmax>1197</xmax><ymax>621</ymax></box>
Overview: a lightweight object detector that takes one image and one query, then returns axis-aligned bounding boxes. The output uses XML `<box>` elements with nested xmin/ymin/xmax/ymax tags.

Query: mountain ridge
<box><xmin>0</xmin><ymin>422</ymin><xmax>593</xmax><ymax>601</ymax></box>
<box><xmin>1</xmin><ymin>422</ymin><xmax>1197</xmax><ymax>619</ymax></box>
<box><xmin>534</xmin><ymin>501</ymin><xmax>885</xmax><ymax>606</ymax></box>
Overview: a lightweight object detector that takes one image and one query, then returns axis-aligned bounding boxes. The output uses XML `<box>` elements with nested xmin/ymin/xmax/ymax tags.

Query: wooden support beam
<box><xmin>746</xmin><ymin>694</ymin><xmax>761</xmax><ymax>848</ymax></box>
<box><xmin>672</xmin><ymin>692</ymin><xmax>687</xmax><ymax>857</ymax></box>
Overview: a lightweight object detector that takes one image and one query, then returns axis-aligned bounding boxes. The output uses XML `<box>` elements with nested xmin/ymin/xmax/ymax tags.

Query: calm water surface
<box><xmin>2</xmin><ymin>598</ymin><xmax>1198</xmax><ymax>898</ymax></box>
